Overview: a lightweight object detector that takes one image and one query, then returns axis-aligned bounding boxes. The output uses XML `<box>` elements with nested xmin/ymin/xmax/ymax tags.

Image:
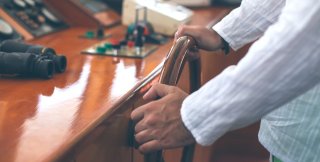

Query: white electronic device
<box><xmin>170</xmin><ymin>0</ymin><xmax>211</xmax><ymax>7</ymax></box>
<box><xmin>122</xmin><ymin>0</ymin><xmax>193</xmax><ymax>36</ymax></box>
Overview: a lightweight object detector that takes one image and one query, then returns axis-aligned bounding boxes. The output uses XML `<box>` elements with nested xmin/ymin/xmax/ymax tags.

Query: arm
<box><xmin>182</xmin><ymin>0</ymin><xmax>320</xmax><ymax>145</ymax></box>
<box><xmin>213</xmin><ymin>0</ymin><xmax>285</xmax><ymax>50</ymax></box>
<box><xmin>175</xmin><ymin>0</ymin><xmax>285</xmax><ymax>51</ymax></box>
<box><xmin>131</xmin><ymin>0</ymin><xmax>320</xmax><ymax>153</ymax></box>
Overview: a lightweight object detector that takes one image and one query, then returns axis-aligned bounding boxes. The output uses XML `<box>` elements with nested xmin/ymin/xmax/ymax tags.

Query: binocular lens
<box><xmin>54</xmin><ymin>55</ymin><xmax>67</xmax><ymax>73</ymax></box>
<box><xmin>0</xmin><ymin>40</ymin><xmax>67</xmax><ymax>74</ymax></box>
<box><xmin>35</xmin><ymin>59</ymin><xmax>54</xmax><ymax>79</ymax></box>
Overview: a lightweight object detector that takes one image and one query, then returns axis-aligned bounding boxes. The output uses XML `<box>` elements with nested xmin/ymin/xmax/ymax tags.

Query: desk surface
<box><xmin>0</xmin><ymin>7</ymin><xmax>231</xmax><ymax>162</ymax></box>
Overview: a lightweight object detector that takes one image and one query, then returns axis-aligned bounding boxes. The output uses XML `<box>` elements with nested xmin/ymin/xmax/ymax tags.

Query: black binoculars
<box><xmin>0</xmin><ymin>40</ymin><xmax>67</xmax><ymax>78</ymax></box>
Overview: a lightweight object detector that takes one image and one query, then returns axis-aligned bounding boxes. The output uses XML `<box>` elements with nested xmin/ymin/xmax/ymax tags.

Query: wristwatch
<box><xmin>221</xmin><ymin>37</ymin><xmax>230</xmax><ymax>55</ymax></box>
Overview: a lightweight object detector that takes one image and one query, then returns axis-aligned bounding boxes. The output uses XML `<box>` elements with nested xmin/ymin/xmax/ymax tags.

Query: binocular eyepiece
<box><xmin>0</xmin><ymin>40</ymin><xmax>67</xmax><ymax>73</ymax></box>
<box><xmin>0</xmin><ymin>51</ymin><xmax>54</xmax><ymax>78</ymax></box>
<box><xmin>0</xmin><ymin>40</ymin><xmax>67</xmax><ymax>79</ymax></box>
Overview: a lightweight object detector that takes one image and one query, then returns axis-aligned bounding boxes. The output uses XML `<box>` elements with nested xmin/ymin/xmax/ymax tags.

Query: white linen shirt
<box><xmin>181</xmin><ymin>0</ymin><xmax>320</xmax><ymax>161</ymax></box>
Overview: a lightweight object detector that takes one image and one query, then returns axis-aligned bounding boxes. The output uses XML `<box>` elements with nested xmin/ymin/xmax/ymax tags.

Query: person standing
<box><xmin>131</xmin><ymin>0</ymin><xmax>320</xmax><ymax>161</ymax></box>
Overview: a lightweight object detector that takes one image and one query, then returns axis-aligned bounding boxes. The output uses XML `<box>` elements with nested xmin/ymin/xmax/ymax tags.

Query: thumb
<box><xmin>143</xmin><ymin>83</ymin><xmax>172</xmax><ymax>100</ymax></box>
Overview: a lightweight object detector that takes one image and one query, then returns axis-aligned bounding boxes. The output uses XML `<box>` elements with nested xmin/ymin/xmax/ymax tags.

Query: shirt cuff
<box><xmin>212</xmin><ymin>23</ymin><xmax>241</xmax><ymax>51</ymax></box>
<box><xmin>180</xmin><ymin>66</ymin><xmax>238</xmax><ymax>146</ymax></box>
<box><xmin>181</xmin><ymin>92</ymin><xmax>227</xmax><ymax>146</ymax></box>
<box><xmin>181</xmin><ymin>102</ymin><xmax>210</xmax><ymax>145</ymax></box>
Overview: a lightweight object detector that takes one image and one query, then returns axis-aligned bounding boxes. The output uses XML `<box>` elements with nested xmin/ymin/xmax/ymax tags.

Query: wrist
<box><xmin>212</xmin><ymin>28</ymin><xmax>230</xmax><ymax>54</ymax></box>
<box><xmin>221</xmin><ymin>36</ymin><xmax>230</xmax><ymax>55</ymax></box>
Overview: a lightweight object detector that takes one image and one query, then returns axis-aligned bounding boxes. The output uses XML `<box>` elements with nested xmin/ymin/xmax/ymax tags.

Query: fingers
<box><xmin>135</xmin><ymin>129</ymin><xmax>155</xmax><ymax>144</ymax></box>
<box><xmin>175</xmin><ymin>25</ymin><xmax>200</xmax><ymax>41</ymax></box>
<box><xmin>132</xmin><ymin>84</ymin><xmax>173</xmax><ymax>127</ymax></box>
<box><xmin>134</xmin><ymin>119</ymin><xmax>147</xmax><ymax>133</ymax></box>
<box><xmin>175</xmin><ymin>25</ymin><xmax>189</xmax><ymax>41</ymax></box>
<box><xmin>131</xmin><ymin>104</ymin><xmax>146</xmax><ymax>122</ymax></box>
<box><xmin>132</xmin><ymin>83</ymin><xmax>172</xmax><ymax>121</ymax></box>
<box><xmin>174</xmin><ymin>25</ymin><xmax>185</xmax><ymax>41</ymax></box>
<box><xmin>130</xmin><ymin>84</ymin><xmax>190</xmax><ymax>153</ymax></box>
<box><xmin>138</xmin><ymin>140</ymin><xmax>162</xmax><ymax>153</ymax></box>
<box><xmin>134</xmin><ymin>110</ymin><xmax>163</xmax><ymax>133</ymax></box>
<box><xmin>143</xmin><ymin>83</ymin><xmax>173</xmax><ymax>100</ymax></box>
<box><xmin>174</xmin><ymin>25</ymin><xmax>223</xmax><ymax>51</ymax></box>
<box><xmin>133</xmin><ymin>116</ymin><xmax>163</xmax><ymax>153</ymax></box>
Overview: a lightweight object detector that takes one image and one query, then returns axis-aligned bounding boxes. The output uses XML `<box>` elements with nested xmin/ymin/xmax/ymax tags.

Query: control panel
<box><xmin>43</xmin><ymin>0</ymin><xmax>121</xmax><ymax>28</ymax></box>
<box><xmin>82</xmin><ymin>39</ymin><xmax>157</xmax><ymax>58</ymax></box>
<box><xmin>0</xmin><ymin>17</ymin><xmax>21</xmax><ymax>41</ymax></box>
<box><xmin>0</xmin><ymin>0</ymin><xmax>68</xmax><ymax>40</ymax></box>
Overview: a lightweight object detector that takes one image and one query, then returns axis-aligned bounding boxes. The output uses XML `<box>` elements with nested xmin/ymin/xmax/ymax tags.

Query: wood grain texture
<box><xmin>1</xmin><ymin>6</ymin><xmax>266</xmax><ymax>162</ymax></box>
<box><xmin>0</xmin><ymin>25</ymin><xmax>169</xmax><ymax>162</ymax></box>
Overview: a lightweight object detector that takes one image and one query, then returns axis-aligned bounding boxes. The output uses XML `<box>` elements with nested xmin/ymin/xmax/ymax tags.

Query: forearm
<box><xmin>213</xmin><ymin>0</ymin><xmax>285</xmax><ymax>50</ymax></box>
<box><xmin>182</xmin><ymin>0</ymin><xmax>320</xmax><ymax>145</ymax></box>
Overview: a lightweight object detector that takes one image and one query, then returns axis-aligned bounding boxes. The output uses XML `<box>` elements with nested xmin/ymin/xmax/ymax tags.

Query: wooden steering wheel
<box><xmin>144</xmin><ymin>36</ymin><xmax>201</xmax><ymax>162</ymax></box>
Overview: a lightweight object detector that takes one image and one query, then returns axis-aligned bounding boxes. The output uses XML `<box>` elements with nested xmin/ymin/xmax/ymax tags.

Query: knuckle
<box><xmin>135</xmin><ymin>130</ymin><xmax>150</xmax><ymax>143</ymax></box>
<box><xmin>179</xmin><ymin>25</ymin><xmax>186</xmax><ymax>31</ymax></box>
<box><xmin>135</xmin><ymin>133</ymin><xmax>144</xmax><ymax>143</ymax></box>
<box><xmin>168</xmin><ymin>85</ymin><xmax>176</xmax><ymax>90</ymax></box>
<box><xmin>167</xmin><ymin>85</ymin><xmax>178</xmax><ymax>93</ymax></box>
<box><xmin>130</xmin><ymin>110</ymin><xmax>137</xmax><ymax>120</ymax></box>
<box><xmin>144</xmin><ymin>115</ymin><xmax>158</xmax><ymax>125</ymax></box>
<box><xmin>152</xmin><ymin>83</ymin><xmax>162</xmax><ymax>89</ymax></box>
<box><xmin>139</xmin><ymin>142</ymin><xmax>159</xmax><ymax>153</ymax></box>
<box><xmin>134</xmin><ymin>122</ymin><xmax>144</xmax><ymax>132</ymax></box>
<box><xmin>151</xmin><ymin>129</ymin><xmax>162</xmax><ymax>138</ymax></box>
<box><xmin>139</xmin><ymin>145</ymin><xmax>148</xmax><ymax>153</ymax></box>
<box><xmin>140</xmin><ymin>143</ymin><xmax>151</xmax><ymax>153</ymax></box>
<box><xmin>160</xmin><ymin>139</ymin><xmax>170</xmax><ymax>148</ymax></box>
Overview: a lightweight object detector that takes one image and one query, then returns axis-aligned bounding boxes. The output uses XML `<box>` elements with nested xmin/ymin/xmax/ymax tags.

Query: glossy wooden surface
<box><xmin>0</xmin><ymin>7</ymin><xmax>232</xmax><ymax>162</ymax></box>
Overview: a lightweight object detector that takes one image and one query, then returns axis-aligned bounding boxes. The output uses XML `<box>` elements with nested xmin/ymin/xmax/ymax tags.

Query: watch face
<box><xmin>0</xmin><ymin>19</ymin><xmax>14</xmax><ymax>37</ymax></box>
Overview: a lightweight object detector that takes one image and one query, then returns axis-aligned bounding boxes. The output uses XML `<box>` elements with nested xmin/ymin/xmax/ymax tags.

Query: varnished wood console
<box><xmin>0</xmin><ymin>6</ymin><xmax>267</xmax><ymax>162</ymax></box>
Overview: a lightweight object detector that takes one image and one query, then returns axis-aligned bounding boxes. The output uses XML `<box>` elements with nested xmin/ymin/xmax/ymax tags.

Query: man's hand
<box><xmin>131</xmin><ymin>83</ymin><xmax>195</xmax><ymax>153</ymax></box>
<box><xmin>175</xmin><ymin>25</ymin><xmax>223</xmax><ymax>51</ymax></box>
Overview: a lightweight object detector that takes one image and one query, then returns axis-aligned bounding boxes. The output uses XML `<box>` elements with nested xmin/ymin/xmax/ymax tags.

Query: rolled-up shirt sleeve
<box><xmin>213</xmin><ymin>0</ymin><xmax>285</xmax><ymax>50</ymax></box>
<box><xmin>182</xmin><ymin>0</ymin><xmax>320</xmax><ymax>146</ymax></box>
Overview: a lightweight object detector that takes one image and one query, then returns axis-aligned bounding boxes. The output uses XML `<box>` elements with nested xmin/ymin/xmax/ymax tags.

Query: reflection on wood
<box><xmin>0</xmin><ymin>6</ymin><xmax>269</xmax><ymax>162</ymax></box>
